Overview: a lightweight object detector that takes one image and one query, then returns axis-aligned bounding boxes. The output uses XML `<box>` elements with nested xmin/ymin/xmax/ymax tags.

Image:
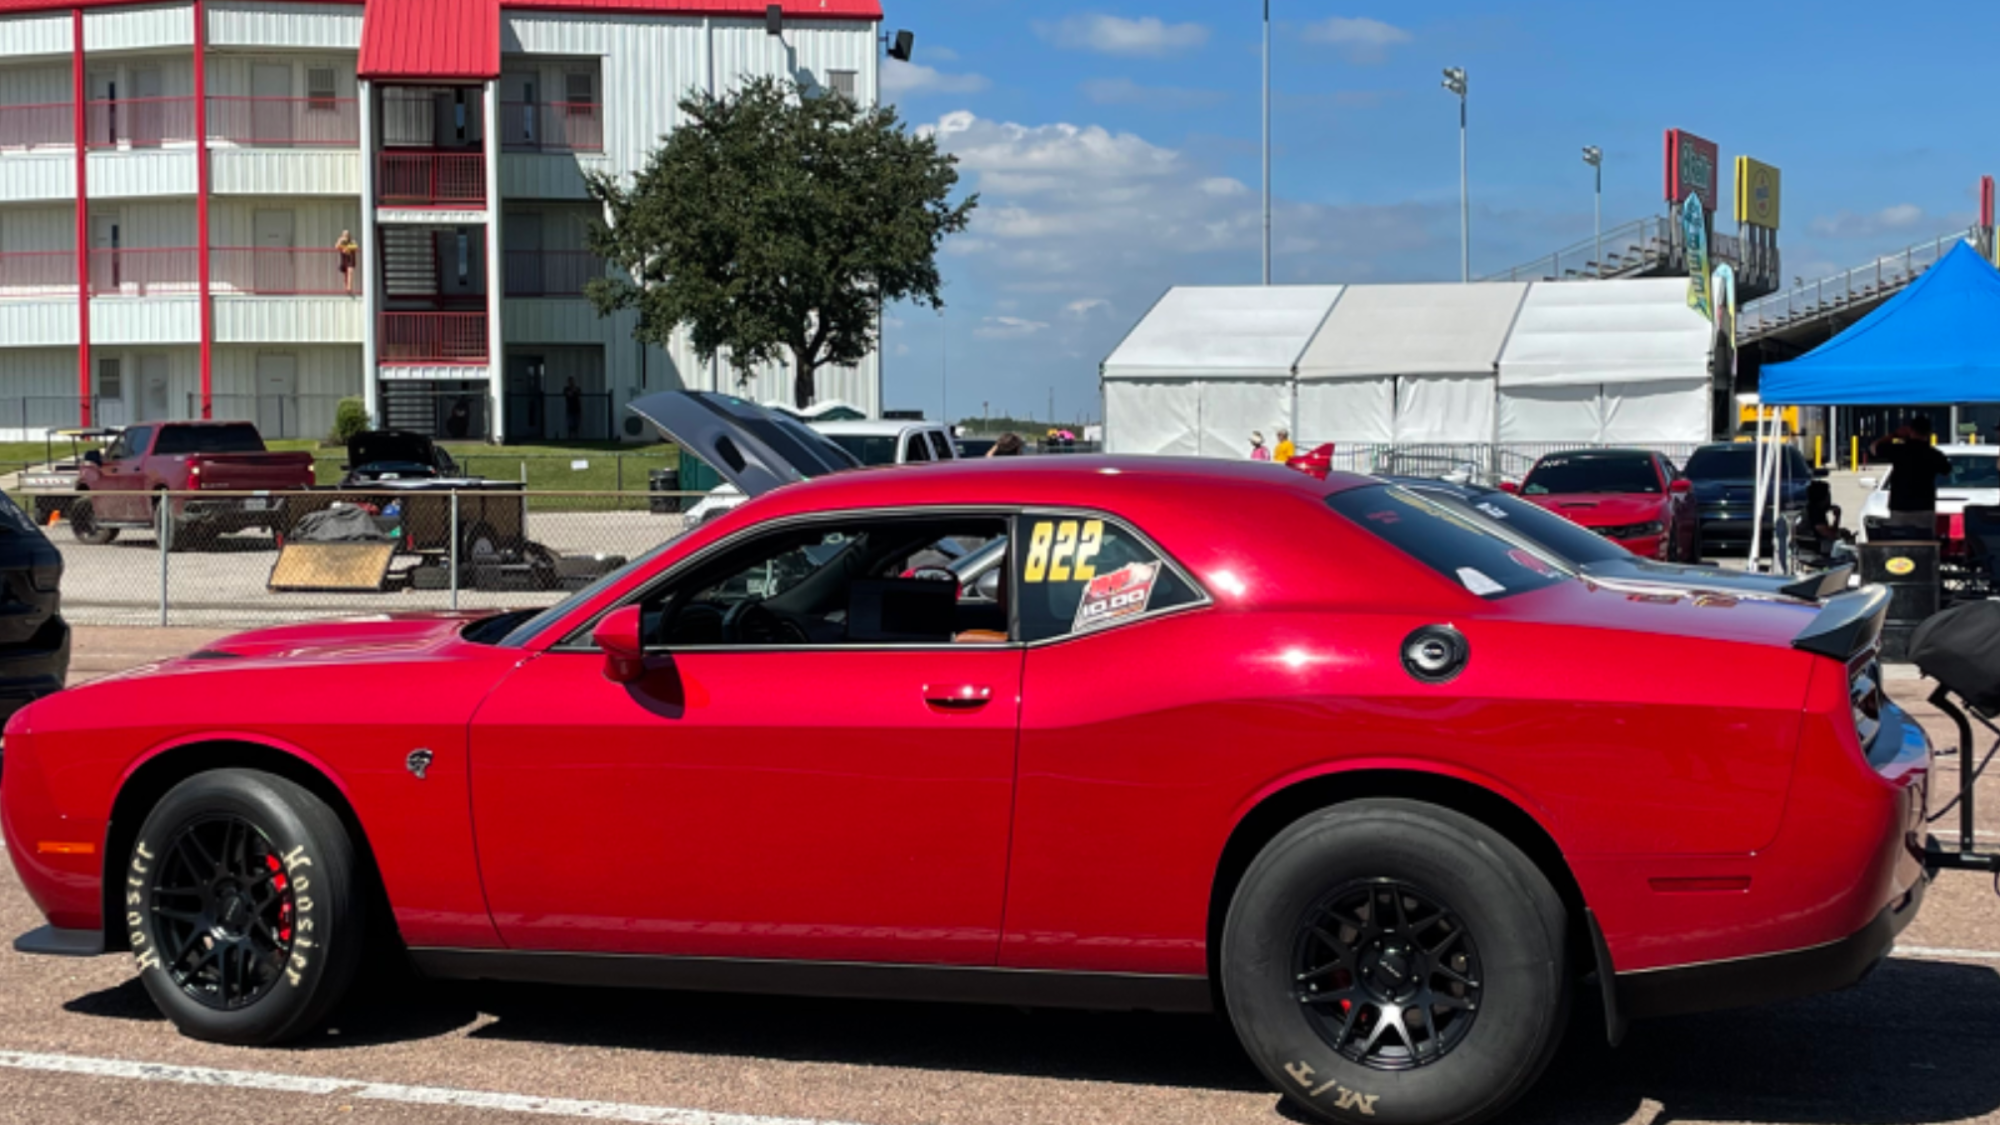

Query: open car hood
<box><xmin>349</xmin><ymin>430</ymin><xmax>444</xmax><ymax>472</ymax></box>
<box><xmin>626</xmin><ymin>391</ymin><xmax>860</xmax><ymax>500</ymax></box>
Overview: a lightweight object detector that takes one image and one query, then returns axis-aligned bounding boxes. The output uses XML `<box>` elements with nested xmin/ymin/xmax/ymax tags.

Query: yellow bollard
<box><xmin>1814</xmin><ymin>435</ymin><xmax>1823</xmax><ymax>468</ymax></box>
<box><xmin>1851</xmin><ymin>435</ymin><xmax>1860</xmax><ymax>471</ymax></box>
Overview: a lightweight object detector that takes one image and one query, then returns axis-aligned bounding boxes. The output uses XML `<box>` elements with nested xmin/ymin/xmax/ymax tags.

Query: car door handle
<box><xmin>924</xmin><ymin>684</ymin><xmax>993</xmax><ymax>710</ymax></box>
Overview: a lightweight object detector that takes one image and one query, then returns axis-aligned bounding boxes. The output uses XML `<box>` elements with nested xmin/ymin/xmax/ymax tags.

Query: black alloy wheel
<box><xmin>1294</xmin><ymin>880</ymin><xmax>1482</xmax><ymax>1070</ymax></box>
<box><xmin>150</xmin><ymin>814</ymin><xmax>299</xmax><ymax>1011</ymax></box>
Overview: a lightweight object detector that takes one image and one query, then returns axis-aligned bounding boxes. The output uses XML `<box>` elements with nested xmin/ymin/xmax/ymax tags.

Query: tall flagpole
<box><xmin>1262</xmin><ymin>0</ymin><xmax>1271</xmax><ymax>285</ymax></box>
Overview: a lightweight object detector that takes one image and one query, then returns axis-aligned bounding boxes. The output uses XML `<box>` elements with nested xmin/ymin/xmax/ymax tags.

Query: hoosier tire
<box><xmin>125</xmin><ymin>769</ymin><xmax>367</xmax><ymax>1045</ymax></box>
<box><xmin>1221</xmin><ymin>799</ymin><xmax>1569</xmax><ymax>1125</ymax></box>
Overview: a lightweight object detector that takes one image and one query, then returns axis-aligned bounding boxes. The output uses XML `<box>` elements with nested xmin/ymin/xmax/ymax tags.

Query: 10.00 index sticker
<box><xmin>1022</xmin><ymin>519</ymin><xmax>1105</xmax><ymax>583</ymax></box>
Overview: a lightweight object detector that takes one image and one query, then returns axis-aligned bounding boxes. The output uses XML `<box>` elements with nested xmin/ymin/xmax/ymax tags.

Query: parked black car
<box><xmin>1682</xmin><ymin>441</ymin><xmax>1812</xmax><ymax>551</ymax></box>
<box><xmin>0</xmin><ymin>489</ymin><xmax>69</xmax><ymax>723</ymax></box>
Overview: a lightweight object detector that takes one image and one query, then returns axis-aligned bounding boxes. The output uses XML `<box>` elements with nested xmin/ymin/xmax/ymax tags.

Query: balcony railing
<box><xmin>88</xmin><ymin>248</ymin><xmax>198</xmax><ymax>294</ymax></box>
<box><xmin>377</xmin><ymin>151</ymin><xmax>486</xmax><ymax>207</ymax></box>
<box><xmin>504</xmin><ymin>249</ymin><xmax>604</xmax><ymax>297</ymax></box>
<box><xmin>0</xmin><ymin>103</ymin><xmax>73</xmax><ymax>150</ymax></box>
<box><xmin>206</xmin><ymin>96</ymin><xmax>360</xmax><ymax>147</ymax></box>
<box><xmin>86</xmin><ymin>97</ymin><xmax>198</xmax><ymax>148</ymax></box>
<box><xmin>0</xmin><ymin>251</ymin><xmax>77</xmax><ymax>295</ymax></box>
<box><xmin>498</xmin><ymin>101</ymin><xmax>603</xmax><ymax>152</ymax></box>
<box><xmin>380</xmin><ymin>310</ymin><xmax>488</xmax><ymax>364</ymax></box>
<box><xmin>211</xmin><ymin>247</ymin><xmax>359</xmax><ymax>295</ymax></box>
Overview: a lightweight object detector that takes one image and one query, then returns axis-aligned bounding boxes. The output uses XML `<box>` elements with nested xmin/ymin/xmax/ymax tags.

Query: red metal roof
<box><xmin>0</xmin><ymin>0</ymin><xmax>879</xmax><ymax>19</ymax></box>
<box><xmin>359</xmin><ymin>0</ymin><xmax>501</xmax><ymax>81</ymax></box>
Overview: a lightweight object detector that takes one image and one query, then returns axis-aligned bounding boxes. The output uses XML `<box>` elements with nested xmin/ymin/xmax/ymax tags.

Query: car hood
<box><xmin>627</xmin><ymin>391</ymin><xmax>859</xmax><ymax>500</ymax></box>
<box><xmin>1523</xmin><ymin>493</ymin><xmax>1666</xmax><ymax>526</ymax></box>
<box><xmin>1691</xmin><ymin>477</ymin><xmax>1808</xmax><ymax>502</ymax></box>
<box><xmin>181</xmin><ymin>612</ymin><xmax>496</xmax><ymax>666</ymax></box>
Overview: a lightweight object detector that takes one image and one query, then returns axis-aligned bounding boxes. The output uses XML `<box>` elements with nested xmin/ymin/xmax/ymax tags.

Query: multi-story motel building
<box><xmin>0</xmin><ymin>0</ymin><xmax>884</xmax><ymax>442</ymax></box>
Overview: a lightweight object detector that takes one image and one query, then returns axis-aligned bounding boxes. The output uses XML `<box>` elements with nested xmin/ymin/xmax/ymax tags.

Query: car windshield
<box><xmin>1521</xmin><ymin>454</ymin><xmax>1658</xmax><ymax>495</ymax></box>
<box><xmin>153</xmin><ymin>424</ymin><xmax>266</xmax><ymax>456</ymax></box>
<box><xmin>1327</xmin><ymin>484</ymin><xmax>1574</xmax><ymax>599</ymax></box>
<box><xmin>1944</xmin><ymin>454</ymin><xmax>2000</xmax><ymax>488</ymax></box>
<box><xmin>1415</xmin><ymin>488</ymin><xmax>1631</xmax><ymax>566</ymax></box>
<box><xmin>1684</xmin><ymin>445</ymin><xmax>1811</xmax><ymax>481</ymax></box>
<box><xmin>827</xmin><ymin>434</ymin><xmax>901</xmax><ymax>466</ymax></box>
<box><xmin>494</xmin><ymin>533</ymin><xmax>689</xmax><ymax>647</ymax></box>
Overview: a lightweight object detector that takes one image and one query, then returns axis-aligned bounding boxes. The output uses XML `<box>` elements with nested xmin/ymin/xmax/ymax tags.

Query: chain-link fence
<box><xmin>45</xmin><ymin>488</ymin><xmax>702</xmax><ymax>627</ymax></box>
<box><xmin>1305</xmin><ymin>442</ymin><xmax>1711</xmax><ymax>485</ymax></box>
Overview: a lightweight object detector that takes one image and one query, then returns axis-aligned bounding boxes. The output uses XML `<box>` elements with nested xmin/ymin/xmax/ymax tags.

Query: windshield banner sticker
<box><xmin>1074</xmin><ymin>561</ymin><xmax>1160</xmax><ymax>633</ymax></box>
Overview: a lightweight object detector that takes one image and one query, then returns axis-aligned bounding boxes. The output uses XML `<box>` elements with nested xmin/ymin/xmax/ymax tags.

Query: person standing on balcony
<box><xmin>564</xmin><ymin>376</ymin><xmax>583</xmax><ymax>439</ymax></box>
<box><xmin>335</xmin><ymin>231</ymin><xmax>360</xmax><ymax>295</ymax></box>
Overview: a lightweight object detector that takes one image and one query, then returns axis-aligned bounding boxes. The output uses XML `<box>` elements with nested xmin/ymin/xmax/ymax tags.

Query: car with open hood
<box><xmin>1502</xmin><ymin>448</ymin><xmax>1699</xmax><ymax>561</ymax></box>
<box><xmin>2</xmin><ymin>391</ymin><xmax>1930</xmax><ymax>1125</ymax></box>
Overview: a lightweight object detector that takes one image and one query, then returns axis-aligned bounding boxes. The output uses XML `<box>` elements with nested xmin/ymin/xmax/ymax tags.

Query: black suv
<box><xmin>0</xmin><ymin>489</ymin><xmax>67</xmax><ymax>723</ymax></box>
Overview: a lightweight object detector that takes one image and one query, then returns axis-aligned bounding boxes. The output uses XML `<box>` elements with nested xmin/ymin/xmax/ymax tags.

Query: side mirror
<box><xmin>593</xmin><ymin>604</ymin><xmax>646</xmax><ymax>684</ymax></box>
<box><xmin>83</xmin><ymin>451</ymin><xmax>103</xmax><ymax>466</ymax></box>
<box><xmin>1497</xmin><ymin>480</ymin><xmax>1521</xmax><ymax>495</ymax></box>
<box><xmin>1670</xmin><ymin>478</ymin><xmax>1693</xmax><ymax>494</ymax></box>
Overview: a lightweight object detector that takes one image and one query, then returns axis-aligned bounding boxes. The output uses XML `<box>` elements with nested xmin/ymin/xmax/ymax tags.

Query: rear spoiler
<box><xmin>1792</xmin><ymin>586</ymin><xmax>1889</xmax><ymax>662</ymax></box>
<box><xmin>1778</xmin><ymin>564</ymin><xmax>1854</xmax><ymax>602</ymax></box>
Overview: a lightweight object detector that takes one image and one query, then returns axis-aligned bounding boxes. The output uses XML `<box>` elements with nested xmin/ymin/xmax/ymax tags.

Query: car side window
<box><xmin>1013</xmin><ymin>512</ymin><xmax>1204</xmax><ymax>643</ymax></box>
<box><xmin>902</xmin><ymin>432</ymin><xmax>932</xmax><ymax>463</ymax></box>
<box><xmin>927</xmin><ymin>431</ymin><xmax>955</xmax><ymax>460</ymax></box>
<box><xmin>111</xmin><ymin>427</ymin><xmax>150</xmax><ymax>461</ymax></box>
<box><xmin>621</xmin><ymin>514</ymin><xmax>1011</xmax><ymax>649</ymax></box>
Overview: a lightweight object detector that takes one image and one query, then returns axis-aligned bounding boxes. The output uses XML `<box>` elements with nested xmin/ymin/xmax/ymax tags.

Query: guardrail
<box><xmin>1739</xmin><ymin>227</ymin><xmax>1977</xmax><ymax>340</ymax></box>
<box><xmin>1482</xmin><ymin>215</ymin><xmax>1675</xmax><ymax>283</ymax></box>
<box><xmin>377</xmin><ymin>150</ymin><xmax>487</xmax><ymax>207</ymax></box>
<box><xmin>206</xmin><ymin>95</ymin><xmax>359</xmax><ymax>147</ymax></box>
<box><xmin>86</xmin><ymin>96</ymin><xmax>197</xmax><ymax>148</ymax></box>
<box><xmin>0</xmin><ymin>101</ymin><xmax>72</xmax><ymax>150</ymax></box>
<box><xmin>36</xmin><ymin>488</ymin><xmax>700</xmax><ymax>627</ymax></box>
<box><xmin>380</xmin><ymin>310</ymin><xmax>489</xmax><ymax>363</ymax></box>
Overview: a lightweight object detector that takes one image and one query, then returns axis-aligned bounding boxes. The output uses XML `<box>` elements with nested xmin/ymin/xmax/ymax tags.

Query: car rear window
<box><xmin>1327</xmin><ymin>485</ymin><xmax>1573</xmax><ymax>599</ymax></box>
<box><xmin>154</xmin><ymin>423</ymin><xmax>266</xmax><ymax>455</ymax></box>
<box><xmin>1945</xmin><ymin>454</ymin><xmax>2000</xmax><ymax>488</ymax></box>
<box><xmin>828</xmin><ymin>434</ymin><xmax>899</xmax><ymax>466</ymax></box>
<box><xmin>1522</xmin><ymin>453</ymin><xmax>1659</xmax><ymax>495</ymax></box>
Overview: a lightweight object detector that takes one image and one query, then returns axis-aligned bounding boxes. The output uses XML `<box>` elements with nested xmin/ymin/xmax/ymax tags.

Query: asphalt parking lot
<box><xmin>4</xmin><ymin>629</ymin><xmax>1996</xmax><ymax>1125</ymax></box>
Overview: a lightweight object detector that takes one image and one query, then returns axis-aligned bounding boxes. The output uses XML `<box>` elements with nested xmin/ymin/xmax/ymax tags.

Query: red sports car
<box><xmin>1504</xmin><ymin>448</ymin><xmax>1701</xmax><ymax>561</ymax></box>
<box><xmin>3</xmin><ymin>393</ymin><xmax>1929</xmax><ymax>1125</ymax></box>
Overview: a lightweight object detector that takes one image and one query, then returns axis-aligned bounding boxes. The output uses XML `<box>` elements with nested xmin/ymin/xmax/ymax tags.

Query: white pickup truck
<box><xmin>685</xmin><ymin>418</ymin><xmax>957</xmax><ymax>523</ymax></box>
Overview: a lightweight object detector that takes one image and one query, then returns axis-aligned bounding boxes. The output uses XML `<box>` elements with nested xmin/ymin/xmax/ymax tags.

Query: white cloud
<box><xmin>923</xmin><ymin>45</ymin><xmax>961</xmax><ymax>63</ymax></box>
<box><xmin>1064</xmin><ymin>298</ymin><xmax>1112</xmax><ymax>318</ymax></box>
<box><xmin>882</xmin><ymin>59</ymin><xmax>991</xmax><ymax>98</ymax></box>
<box><xmin>1301</xmin><ymin>16</ymin><xmax>1413</xmax><ymax>64</ymax></box>
<box><xmin>974</xmin><ymin>316</ymin><xmax>1051</xmax><ymax>339</ymax></box>
<box><xmin>1036</xmin><ymin>14</ymin><xmax>1209</xmax><ymax>57</ymax></box>
<box><xmin>1081</xmin><ymin>77</ymin><xmax>1227</xmax><ymax>109</ymax></box>
<box><xmin>894</xmin><ymin>343</ymin><xmax>912</xmax><ymax>357</ymax></box>
<box><xmin>1809</xmin><ymin>203</ymin><xmax>1927</xmax><ymax>239</ymax></box>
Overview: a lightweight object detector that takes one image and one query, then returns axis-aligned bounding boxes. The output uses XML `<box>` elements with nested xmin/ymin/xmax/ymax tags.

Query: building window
<box><xmin>564</xmin><ymin>71</ymin><xmax>595</xmax><ymax>111</ymax></box>
<box><xmin>307</xmin><ymin>67</ymin><xmax>338</xmax><ymax>111</ymax></box>
<box><xmin>827</xmin><ymin>70</ymin><xmax>857</xmax><ymax>100</ymax></box>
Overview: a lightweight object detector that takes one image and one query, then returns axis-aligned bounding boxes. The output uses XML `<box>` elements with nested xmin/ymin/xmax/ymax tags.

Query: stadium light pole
<box><xmin>1582</xmin><ymin>145</ymin><xmax>1602</xmax><ymax>277</ymax></box>
<box><xmin>1442</xmin><ymin>67</ymin><xmax>1468</xmax><ymax>282</ymax></box>
<box><xmin>1262</xmin><ymin>0</ymin><xmax>1271</xmax><ymax>285</ymax></box>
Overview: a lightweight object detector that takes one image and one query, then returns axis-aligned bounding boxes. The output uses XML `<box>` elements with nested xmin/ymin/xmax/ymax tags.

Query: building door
<box><xmin>139</xmin><ymin>354</ymin><xmax>169</xmax><ymax>421</ymax></box>
<box><xmin>252</xmin><ymin>209</ymin><xmax>296</xmax><ymax>294</ymax></box>
<box><xmin>251</xmin><ymin>63</ymin><xmax>293</xmax><ymax>145</ymax></box>
<box><xmin>255</xmin><ymin>352</ymin><xmax>299</xmax><ymax>438</ymax></box>
<box><xmin>506</xmin><ymin>212</ymin><xmax>542</xmax><ymax>296</ymax></box>
<box><xmin>130</xmin><ymin>67</ymin><xmax>164</xmax><ymax>147</ymax></box>
<box><xmin>95</xmin><ymin>357</ymin><xmax>126</xmax><ymax>428</ymax></box>
<box><xmin>89</xmin><ymin>212</ymin><xmax>120</xmax><ymax>294</ymax></box>
<box><xmin>507</xmin><ymin>353</ymin><xmax>546</xmax><ymax>440</ymax></box>
<box><xmin>89</xmin><ymin>72</ymin><xmax>117</xmax><ymax>145</ymax></box>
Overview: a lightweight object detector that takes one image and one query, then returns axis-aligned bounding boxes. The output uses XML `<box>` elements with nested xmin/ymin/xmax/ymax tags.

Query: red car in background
<box><xmin>3</xmin><ymin>393</ymin><xmax>1929</xmax><ymax>1125</ymax></box>
<box><xmin>1504</xmin><ymin>448</ymin><xmax>1700</xmax><ymax>561</ymax></box>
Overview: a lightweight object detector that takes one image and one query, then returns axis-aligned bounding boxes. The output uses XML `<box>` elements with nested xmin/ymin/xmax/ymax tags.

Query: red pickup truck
<box><xmin>69</xmin><ymin>421</ymin><xmax>314</xmax><ymax>550</ymax></box>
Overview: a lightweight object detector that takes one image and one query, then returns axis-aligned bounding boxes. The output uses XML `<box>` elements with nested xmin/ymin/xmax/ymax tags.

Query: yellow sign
<box><xmin>1734</xmin><ymin>157</ymin><xmax>1781</xmax><ymax>230</ymax></box>
<box><xmin>1738</xmin><ymin>404</ymin><xmax>1798</xmax><ymax>433</ymax></box>
<box><xmin>1885</xmin><ymin>557</ymin><xmax>1916</xmax><ymax>577</ymax></box>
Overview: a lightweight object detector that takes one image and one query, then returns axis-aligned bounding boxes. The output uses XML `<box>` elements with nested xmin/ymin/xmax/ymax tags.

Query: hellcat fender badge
<box><xmin>406</xmin><ymin>749</ymin><xmax>435</xmax><ymax>780</ymax></box>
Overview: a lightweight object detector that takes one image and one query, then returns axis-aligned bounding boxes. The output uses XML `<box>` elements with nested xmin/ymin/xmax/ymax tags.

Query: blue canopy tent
<box><xmin>1752</xmin><ymin>239</ymin><xmax>2000</xmax><ymax>565</ymax></box>
<box><xmin>1761</xmin><ymin>239</ymin><xmax>2000</xmax><ymax>405</ymax></box>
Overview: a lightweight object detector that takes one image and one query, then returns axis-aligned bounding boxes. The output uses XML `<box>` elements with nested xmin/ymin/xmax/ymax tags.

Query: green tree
<box><xmin>586</xmin><ymin>77</ymin><xmax>976</xmax><ymax>409</ymax></box>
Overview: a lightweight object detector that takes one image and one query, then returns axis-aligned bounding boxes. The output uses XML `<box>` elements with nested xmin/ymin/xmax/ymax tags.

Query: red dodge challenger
<box><xmin>3</xmin><ymin>393</ymin><xmax>1930</xmax><ymax>1125</ymax></box>
<box><xmin>1503</xmin><ymin>448</ymin><xmax>1701</xmax><ymax>562</ymax></box>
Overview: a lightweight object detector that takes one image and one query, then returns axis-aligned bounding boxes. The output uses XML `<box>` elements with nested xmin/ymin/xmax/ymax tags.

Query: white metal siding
<box><xmin>85</xmin><ymin>150</ymin><xmax>197</xmax><ymax>197</ymax></box>
<box><xmin>91</xmin><ymin>295</ymin><xmax>199</xmax><ymax>344</ymax></box>
<box><xmin>206</xmin><ymin>54</ymin><xmax>357</xmax><ymax>99</ymax></box>
<box><xmin>92</xmin><ymin>198</ymin><xmax>195</xmax><ymax>247</ymax></box>
<box><xmin>498</xmin><ymin>152</ymin><xmax>608</xmax><ymax>201</ymax></box>
<box><xmin>83</xmin><ymin>5</ymin><xmax>195</xmax><ymax>53</ymax></box>
<box><xmin>0</xmin><ymin>15</ymin><xmax>73</xmax><ymax>60</ymax></box>
<box><xmin>205</xmin><ymin>2</ymin><xmax>363</xmax><ymax>50</ymax></box>
<box><xmin>210</xmin><ymin>149</ymin><xmax>360</xmax><ymax>196</ymax></box>
<box><xmin>214</xmin><ymin>296</ymin><xmax>362</xmax><ymax>343</ymax></box>
<box><xmin>0</xmin><ymin>155</ymin><xmax>74</xmax><ymax>203</ymax></box>
<box><xmin>210</xmin><ymin>198</ymin><xmax>359</xmax><ymax>250</ymax></box>
<box><xmin>84</xmin><ymin>55</ymin><xmax>194</xmax><ymax>97</ymax></box>
<box><xmin>0</xmin><ymin>62</ymin><xmax>71</xmax><ymax>110</ymax></box>
<box><xmin>0</xmin><ymin>302</ymin><xmax>79</xmax><ymax>349</ymax></box>
<box><xmin>211</xmin><ymin>344</ymin><xmax>360</xmax><ymax>438</ymax></box>
<box><xmin>501</xmin><ymin>298</ymin><xmax>606</xmax><ymax>345</ymax></box>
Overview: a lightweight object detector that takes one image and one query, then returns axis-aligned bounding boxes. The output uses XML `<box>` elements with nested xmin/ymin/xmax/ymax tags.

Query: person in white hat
<box><xmin>1249</xmin><ymin>432</ymin><xmax>1271</xmax><ymax>462</ymax></box>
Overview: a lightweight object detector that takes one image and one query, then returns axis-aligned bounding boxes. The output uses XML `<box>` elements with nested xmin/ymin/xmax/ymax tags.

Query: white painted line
<box><xmin>1895</xmin><ymin>946</ymin><xmax>2000</xmax><ymax>963</ymax></box>
<box><xmin>0</xmin><ymin>1050</ymin><xmax>876</xmax><ymax>1125</ymax></box>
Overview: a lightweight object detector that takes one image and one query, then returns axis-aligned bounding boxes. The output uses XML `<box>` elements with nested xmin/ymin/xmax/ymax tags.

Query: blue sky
<box><xmin>875</xmin><ymin>1</ymin><xmax>2000</xmax><ymax>425</ymax></box>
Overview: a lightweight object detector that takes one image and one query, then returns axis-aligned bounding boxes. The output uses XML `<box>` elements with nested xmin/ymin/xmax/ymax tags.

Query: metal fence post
<box><xmin>157</xmin><ymin>495</ymin><xmax>170</xmax><ymax>627</ymax></box>
<box><xmin>449</xmin><ymin>489</ymin><xmax>460</xmax><ymax>612</ymax></box>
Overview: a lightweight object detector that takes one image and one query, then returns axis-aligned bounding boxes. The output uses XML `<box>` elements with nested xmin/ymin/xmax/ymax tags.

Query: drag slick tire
<box><xmin>1221</xmin><ymin>799</ymin><xmax>1569</xmax><ymax>1125</ymax></box>
<box><xmin>126</xmin><ymin>769</ymin><xmax>366</xmax><ymax>1045</ymax></box>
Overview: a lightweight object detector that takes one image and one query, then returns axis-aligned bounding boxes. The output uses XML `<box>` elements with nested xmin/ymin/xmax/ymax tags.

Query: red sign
<box><xmin>1665</xmin><ymin>129</ymin><xmax>1720</xmax><ymax>211</ymax></box>
<box><xmin>1982</xmin><ymin>175</ymin><xmax>1994</xmax><ymax>229</ymax></box>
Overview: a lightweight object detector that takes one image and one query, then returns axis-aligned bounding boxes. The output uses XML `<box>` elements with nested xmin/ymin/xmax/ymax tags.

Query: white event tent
<box><xmin>1101</xmin><ymin>278</ymin><xmax>1714</xmax><ymax>454</ymax></box>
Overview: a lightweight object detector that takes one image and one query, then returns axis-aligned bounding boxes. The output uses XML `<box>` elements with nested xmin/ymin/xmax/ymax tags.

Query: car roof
<box><xmin>1535</xmin><ymin>448</ymin><xmax>1656</xmax><ymax>459</ymax></box>
<box><xmin>810</xmin><ymin>420</ymin><xmax>942</xmax><ymax>436</ymax></box>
